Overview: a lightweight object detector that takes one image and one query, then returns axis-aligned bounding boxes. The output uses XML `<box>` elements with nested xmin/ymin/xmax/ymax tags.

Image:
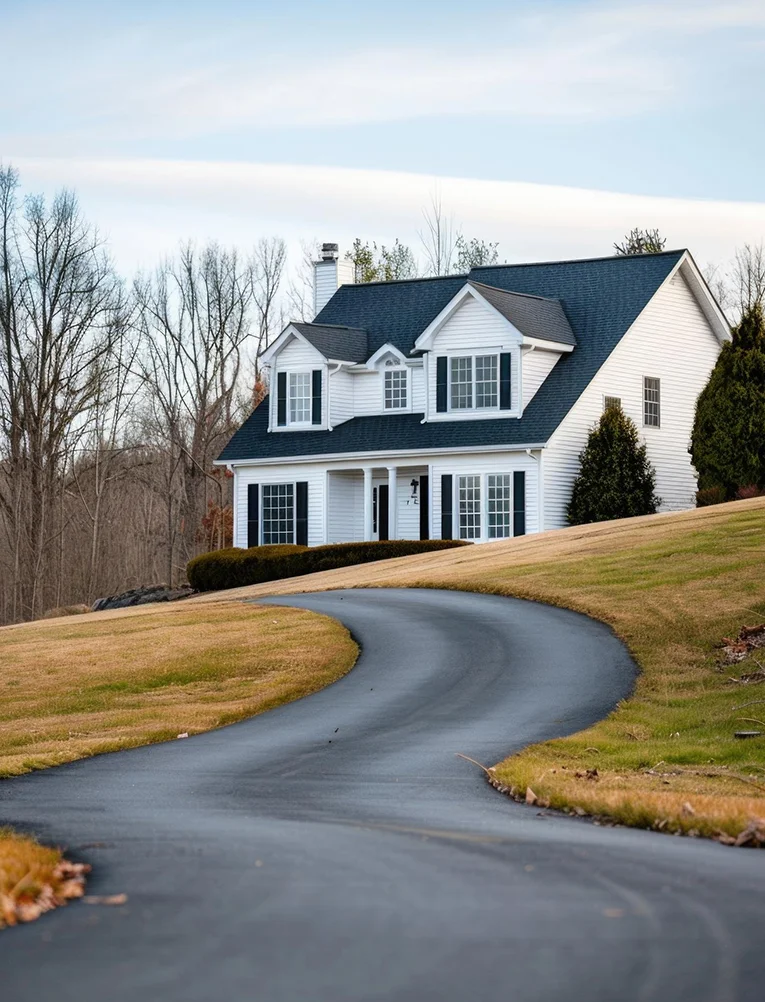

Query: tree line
<box><xmin>0</xmin><ymin>166</ymin><xmax>762</xmax><ymax>621</ymax></box>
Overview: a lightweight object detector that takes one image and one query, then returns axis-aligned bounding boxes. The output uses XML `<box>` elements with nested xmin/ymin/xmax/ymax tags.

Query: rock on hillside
<box><xmin>92</xmin><ymin>585</ymin><xmax>193</xmax><ymax>612</ymax></box>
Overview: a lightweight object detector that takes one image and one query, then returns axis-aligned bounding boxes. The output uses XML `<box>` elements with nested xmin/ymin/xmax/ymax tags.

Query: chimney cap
<box><xmin>320</xmin><ymin>242</ymin><xmax>339</xmax><ymax>261</ymax></box>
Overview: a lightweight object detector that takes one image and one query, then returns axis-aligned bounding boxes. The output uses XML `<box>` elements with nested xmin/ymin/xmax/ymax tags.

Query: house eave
<box><xmin>214</xmin><ymin>442</ymin><xmax>548</xmax><ymax>468</ymax></box>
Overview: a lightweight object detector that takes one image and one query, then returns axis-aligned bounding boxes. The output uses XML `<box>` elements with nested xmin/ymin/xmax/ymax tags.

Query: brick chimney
<box><xmin>313</xmin><ymin>243</ymin><xmax>355</xmax><ymax>317</ymax></box>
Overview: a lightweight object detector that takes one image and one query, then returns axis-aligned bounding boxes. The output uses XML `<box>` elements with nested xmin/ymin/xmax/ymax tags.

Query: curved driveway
<box><xmin>2</xmin><ymin>589</ymin><xmax>764</xmax><ymax>1001</ymax></box>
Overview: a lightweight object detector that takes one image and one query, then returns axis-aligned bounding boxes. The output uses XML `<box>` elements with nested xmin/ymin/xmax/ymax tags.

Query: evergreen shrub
<box><xmin>691</xmin><ymin>304</ymin><xmax>765</xmax><ymax>502</ymax></box>
<box><xmin>567</xmin><ymin>403</ymin><xmax>660</xmax><ymax>525</ymax></box>
<box><xmin>187</xmin><ymin>539</ymin><xmax>469</xmax><ymax>592</ymax></box>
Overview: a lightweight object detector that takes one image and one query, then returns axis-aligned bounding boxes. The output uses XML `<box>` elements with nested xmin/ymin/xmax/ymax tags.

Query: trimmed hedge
<box><xmin>187</xmin><ymin>539</ymin><xmax>469</xmax><ymax>592</ymax></box>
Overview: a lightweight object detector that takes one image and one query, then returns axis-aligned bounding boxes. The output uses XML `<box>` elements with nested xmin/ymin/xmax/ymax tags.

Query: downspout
<box><xmin>326</xmin><ymin>362</ymin><xmax>343</xmax><ymax>431</ymax></box>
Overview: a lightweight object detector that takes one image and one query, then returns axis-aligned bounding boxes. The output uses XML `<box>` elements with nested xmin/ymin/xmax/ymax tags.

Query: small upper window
<box><xmin>384</xmin><ymin>368</ymin><xmax>407</xmax><ymax>410</ymax></box>
<box><xmin>288</xmin><ymin>372</ymin><xmax>311</xmax><ymax>424</ymax></box>
<box><xmin>643</xmin><ymin>377</ymin><xmax>660</xmax><ymax>427</ymax></box>
<box><xmin>604</xmin><ymin>395</ymin><xmax>622</xmax><ymax>412</ymax></box>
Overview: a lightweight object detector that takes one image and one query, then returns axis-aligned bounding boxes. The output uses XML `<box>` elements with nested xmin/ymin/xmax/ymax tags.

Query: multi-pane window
<box><xmin>458</xmin><ymin>475</ymin><xmax>481</xmax><ymax>540</ymax></box>
<box><xmin>288</xmin><ymin>372</ymin><xmax>311</xmax><ymax>424</ymax></box>
<box><xmin>261</xmin><ymin>484</ymin><xmax>294</xmax><ymax>544</ymax></box>
<box><xmin>643</xmin><ymin>377</ymin><xmax>660</xmax><ymax>427</ymax></box>
<box><xmin>604</xmin><ymin>395</ymin><xmax>621</xmax><ymax>412</ymax></box>
<box><xmin>449</xmin><ymin>354</ymin><xmax>499</xmax><ymax>410</ymax></box>
<box><xmin>450</xmin><ymin>357</ymin><xmax>473</xmax><ymax>409</ymax></box>
<box><xmin>475</xmin><ymin>355</ymin><xmax>498</xmax><ymax>408</ymax></box>
<box><xmin>384</xmin><ymin>368</ymin><xmax>407</xmax><ymax>410</ymax></box>
<box><xmin>487</xmin><ymin>474</ymin><xmax>512</xmax><ymax>539</ymax></box>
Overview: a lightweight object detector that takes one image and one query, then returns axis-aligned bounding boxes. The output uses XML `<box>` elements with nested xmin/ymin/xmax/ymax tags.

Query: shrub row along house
<box><xmin>217</xmin><ymin>246</ymin><xmax>728</xmax><ymax>547</ymax></box>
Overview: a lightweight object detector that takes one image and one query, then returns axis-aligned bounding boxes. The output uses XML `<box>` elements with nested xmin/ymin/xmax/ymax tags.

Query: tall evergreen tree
<box><xmin>567</xmin><ymin>404</ymin><xmax>660</xmax><ymax>525</ymax></box>
<box><xmin>690</xmin><ymin>304</ymin><xmax>765</xmax><ymax>499</ymax></box>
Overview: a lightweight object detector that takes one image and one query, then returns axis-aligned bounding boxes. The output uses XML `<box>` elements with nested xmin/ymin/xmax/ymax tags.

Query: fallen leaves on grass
<box><xmin>721</xmin><ymin>624</ymin><xmax>765</xmax><ymax>666</ymax></box>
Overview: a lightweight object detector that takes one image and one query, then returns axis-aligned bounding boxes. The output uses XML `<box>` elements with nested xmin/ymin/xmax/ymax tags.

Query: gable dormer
<box><xmin>260</xmin><ymin>323</ymin><xmax>366</xmax><ymax>433</ymax></box>
<box><xmin>415</xmin><ymin>282</ymin><xmax>575</xmax><ymax>421</ymax></box>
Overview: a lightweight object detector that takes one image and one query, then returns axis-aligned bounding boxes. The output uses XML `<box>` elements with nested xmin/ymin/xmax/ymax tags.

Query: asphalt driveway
<box><xmin>2</xmin><ymin>589</ymin><xmax>763</xmax><ymax>1001</ymax></box>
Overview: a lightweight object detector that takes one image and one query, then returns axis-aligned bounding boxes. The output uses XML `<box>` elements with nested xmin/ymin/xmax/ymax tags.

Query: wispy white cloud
<box><xmin>2</xmin><ymin>0</ymin><xmax>763</xmax><ymax>145</ymax></box>
<box><xmin>11</xmin><ymin>157</ymin><xmax>765</xmax><ymax>274</ymax></box>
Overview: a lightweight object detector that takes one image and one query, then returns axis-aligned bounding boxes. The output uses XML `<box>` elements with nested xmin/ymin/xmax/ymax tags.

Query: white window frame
<box><xmin>448</xmin><ymin>353</ymin><xmax>500</xmax><ymax>413</ymax></box>
<box><xmin>643</xmin><ymin>376</ymin><xmax>661</xmax><ymax>428</ymax></box>
<box><xmin>288</xmin><ymin>371</ymin><xmax>312</xmax><ymax>426</ymax></box>
<box><xmin>457</xmin><ymin>475</ymin><xmax>482</xmax><ymax>540</ymax></box>
<box><xmin>487</xmin><ymin>473</ymin><xmax>512</xmax><ymax>539</ymax></box>
<box><xmin>383</xmin><ymin>365</ymin><xmax>408</xmax><ymax>411</ymax></box>
<box><xmin>261</xmin><ymin>483</ymin><xmax>296</xmax><ymax>545</ymax></box>
<box><xmin>603</xmin><ymin>394</ymin><xmax>622</xmax><ymax>413</ymax></box>
<box><xmin>453</xmin><ymin>472</ymin><xmax>521</xmax><ymax>542</ymax></box>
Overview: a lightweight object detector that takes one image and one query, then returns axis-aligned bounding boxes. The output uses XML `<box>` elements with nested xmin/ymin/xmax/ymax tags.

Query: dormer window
<box><xmin>384</xmin><ymin>364</ymin><xmax>408</xmax><ymax>410</ymax></box>
<box><xmin>289</xmin><ymin>372</ymin><xmax>312</xmax><ymax>424</ymax></box>
<box><xmin>450</xmin><ymin>354</ymin><xmax>498</xmax><ymax>410</ymax></box>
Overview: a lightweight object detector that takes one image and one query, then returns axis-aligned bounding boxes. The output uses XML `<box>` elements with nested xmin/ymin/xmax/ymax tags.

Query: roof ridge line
<box><xmin>470</xmin><ymin>249</ymin><xmax>688</xmax><ymax>272</ymax></box>
<box><xmin>294</xmin><ymin>321</ymin><xmax>366</xmax><ymax>331</ymax></box>
<box><xmin>467</xmin><ymin>280</ymin><xmax>561</xmax><ymax>304</ymax></box>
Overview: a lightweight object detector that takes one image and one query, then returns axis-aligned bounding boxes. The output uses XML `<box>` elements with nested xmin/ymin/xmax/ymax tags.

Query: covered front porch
<box><xmin>327</xmin><ymin>465</ymin><xmax>429</xmax><ymax>543</ymax></box>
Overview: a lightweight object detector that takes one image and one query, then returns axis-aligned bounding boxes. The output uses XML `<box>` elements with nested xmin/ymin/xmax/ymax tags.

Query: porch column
<box><xmin>363</xmin><ymin>466</ymin><xmax>374</xmax><ymax>542</ymax></box>
<box><xmin>387</xmin><ymin>465</ymin><xmax>397</xmax><ymax>540</ymax></box>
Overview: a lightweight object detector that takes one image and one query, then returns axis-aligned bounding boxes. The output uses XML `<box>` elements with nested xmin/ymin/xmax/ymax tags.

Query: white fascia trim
<box><xmin>523</xmin><ymin>336</ymin><xmax>574</xmax><ymax>353</ymax></box>
<box><xmin>216</xmin><ymin>442</ymin><xmax>548</xmax><ymax>468</ymax></box>
<box><xmin>675</xmin><ymin>252</ymin><xmax>731</xmax><ymax>343</ymax></box>
<box><xmin>414</xmin><ymin>283</ymin><xmax>523</xmax><ymax>351</ymax></box>
<box><xmin>260</xmin><ymin>325</ymin><xmax>326</xmax><ymax>366</ymax></box>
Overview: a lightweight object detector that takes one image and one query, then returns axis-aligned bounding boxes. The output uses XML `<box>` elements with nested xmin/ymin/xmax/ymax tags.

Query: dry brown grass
<box><xmin>191</xmin><ymin>497</ymin><xmax>765</xmax><ymax>841</ymax></box>
<box><xmin>0</xmin><ymin>829</ymin><xmax>89</xmax><ymax>928</ymax></box>
<box><xmin>0</xmin><ymin>600</ymin><xmax>357</xmax><ymax>777</ymax></box>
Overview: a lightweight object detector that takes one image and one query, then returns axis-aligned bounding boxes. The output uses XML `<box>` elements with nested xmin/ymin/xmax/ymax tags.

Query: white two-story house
<box><xmin>217</xmin><ymin>245</ymin><xmax>728</xmax><ymax>548</ymax></box>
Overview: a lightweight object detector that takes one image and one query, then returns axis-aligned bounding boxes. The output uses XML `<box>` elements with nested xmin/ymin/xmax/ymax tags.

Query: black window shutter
<box><xmin>500</xmin><ymin>353</ymin><xmax>512</xmax><ymax>410</ymax></box>
<box><xmin>311</xmin><ymin>370</ymin><xmax>322</xmax><ymax>425</ymax></box>
<box><xmin>419</xmin><ymin>475</ymin><xmax>429</xmax><ymax>540</ymax></box>
<box><xmin>440</xmin><ymin>474</ymin><xmax>453</xmax><ymax>539</ymax></box>
<box><xmin>295</xmin><ymin>481</ymin><xmax>308</xmax><ymax>545</ymax></box>
<box><xmin>436</xmin><ymin>357</ymin><xmax>448</xmax><ymax>413</ymax></box>
<box><xmin>247</xmin><ymin>484</ymin><xmax>259</xmax><ymax>548</ymax></box>
<box><xmin>513</xmin><ymin>471</ymin><xmax>526</xmax><ymax>536</ymax></box>
<box><xmin>276</xmin><ymin>372</ymin><xmax>287</xmax><ymax>426</ymax></box>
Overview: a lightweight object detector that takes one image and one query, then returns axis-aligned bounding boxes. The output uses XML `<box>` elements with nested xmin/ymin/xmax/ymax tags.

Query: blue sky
<box><xmin>3</xmin><ymin>0</ymin><xmax>765</xmax><ymax>270</ymax></box>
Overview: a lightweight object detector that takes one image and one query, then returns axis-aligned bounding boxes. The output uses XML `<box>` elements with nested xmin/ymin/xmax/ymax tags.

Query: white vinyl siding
<box><xmin>329</xmin><ymin>368</ymin><xmax>353</xmax><ymax>426</ymax></box>
<box><xmin>327</xmin><ymin>471</ymin><xmax>365</xmax><ymax>543</ymax></box>
<box><xmin>522</xmin><ymin>349</ymin><xmax>562</xmax><ymax>409</ymax></box>
<box><xmin>543</xmin><ymin>269</ymin><xmax>722</xmax><ymax>527</ymax></box>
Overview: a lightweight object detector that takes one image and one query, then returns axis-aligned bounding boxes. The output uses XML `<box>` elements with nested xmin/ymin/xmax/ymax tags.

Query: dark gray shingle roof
<box><xmin>290</xmin><ymin>322</ymin><xmax>368</xmax><ymax>363</ymax></box>
<box><xmin>467</xmin><ymin>282</ymin><xmax>576</xmax><ymax>347</ymax></box>
<box><xmin>219</xmin><ymin>251</ymin><xmax>686</xmax><ymax>463</ymax></box>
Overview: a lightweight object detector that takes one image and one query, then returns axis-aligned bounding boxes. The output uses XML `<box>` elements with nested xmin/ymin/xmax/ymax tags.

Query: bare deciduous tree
<box><xmin>419</xmin><ymin>192</ymin><xmax>456</xmax><ymax>276</ymax></box>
